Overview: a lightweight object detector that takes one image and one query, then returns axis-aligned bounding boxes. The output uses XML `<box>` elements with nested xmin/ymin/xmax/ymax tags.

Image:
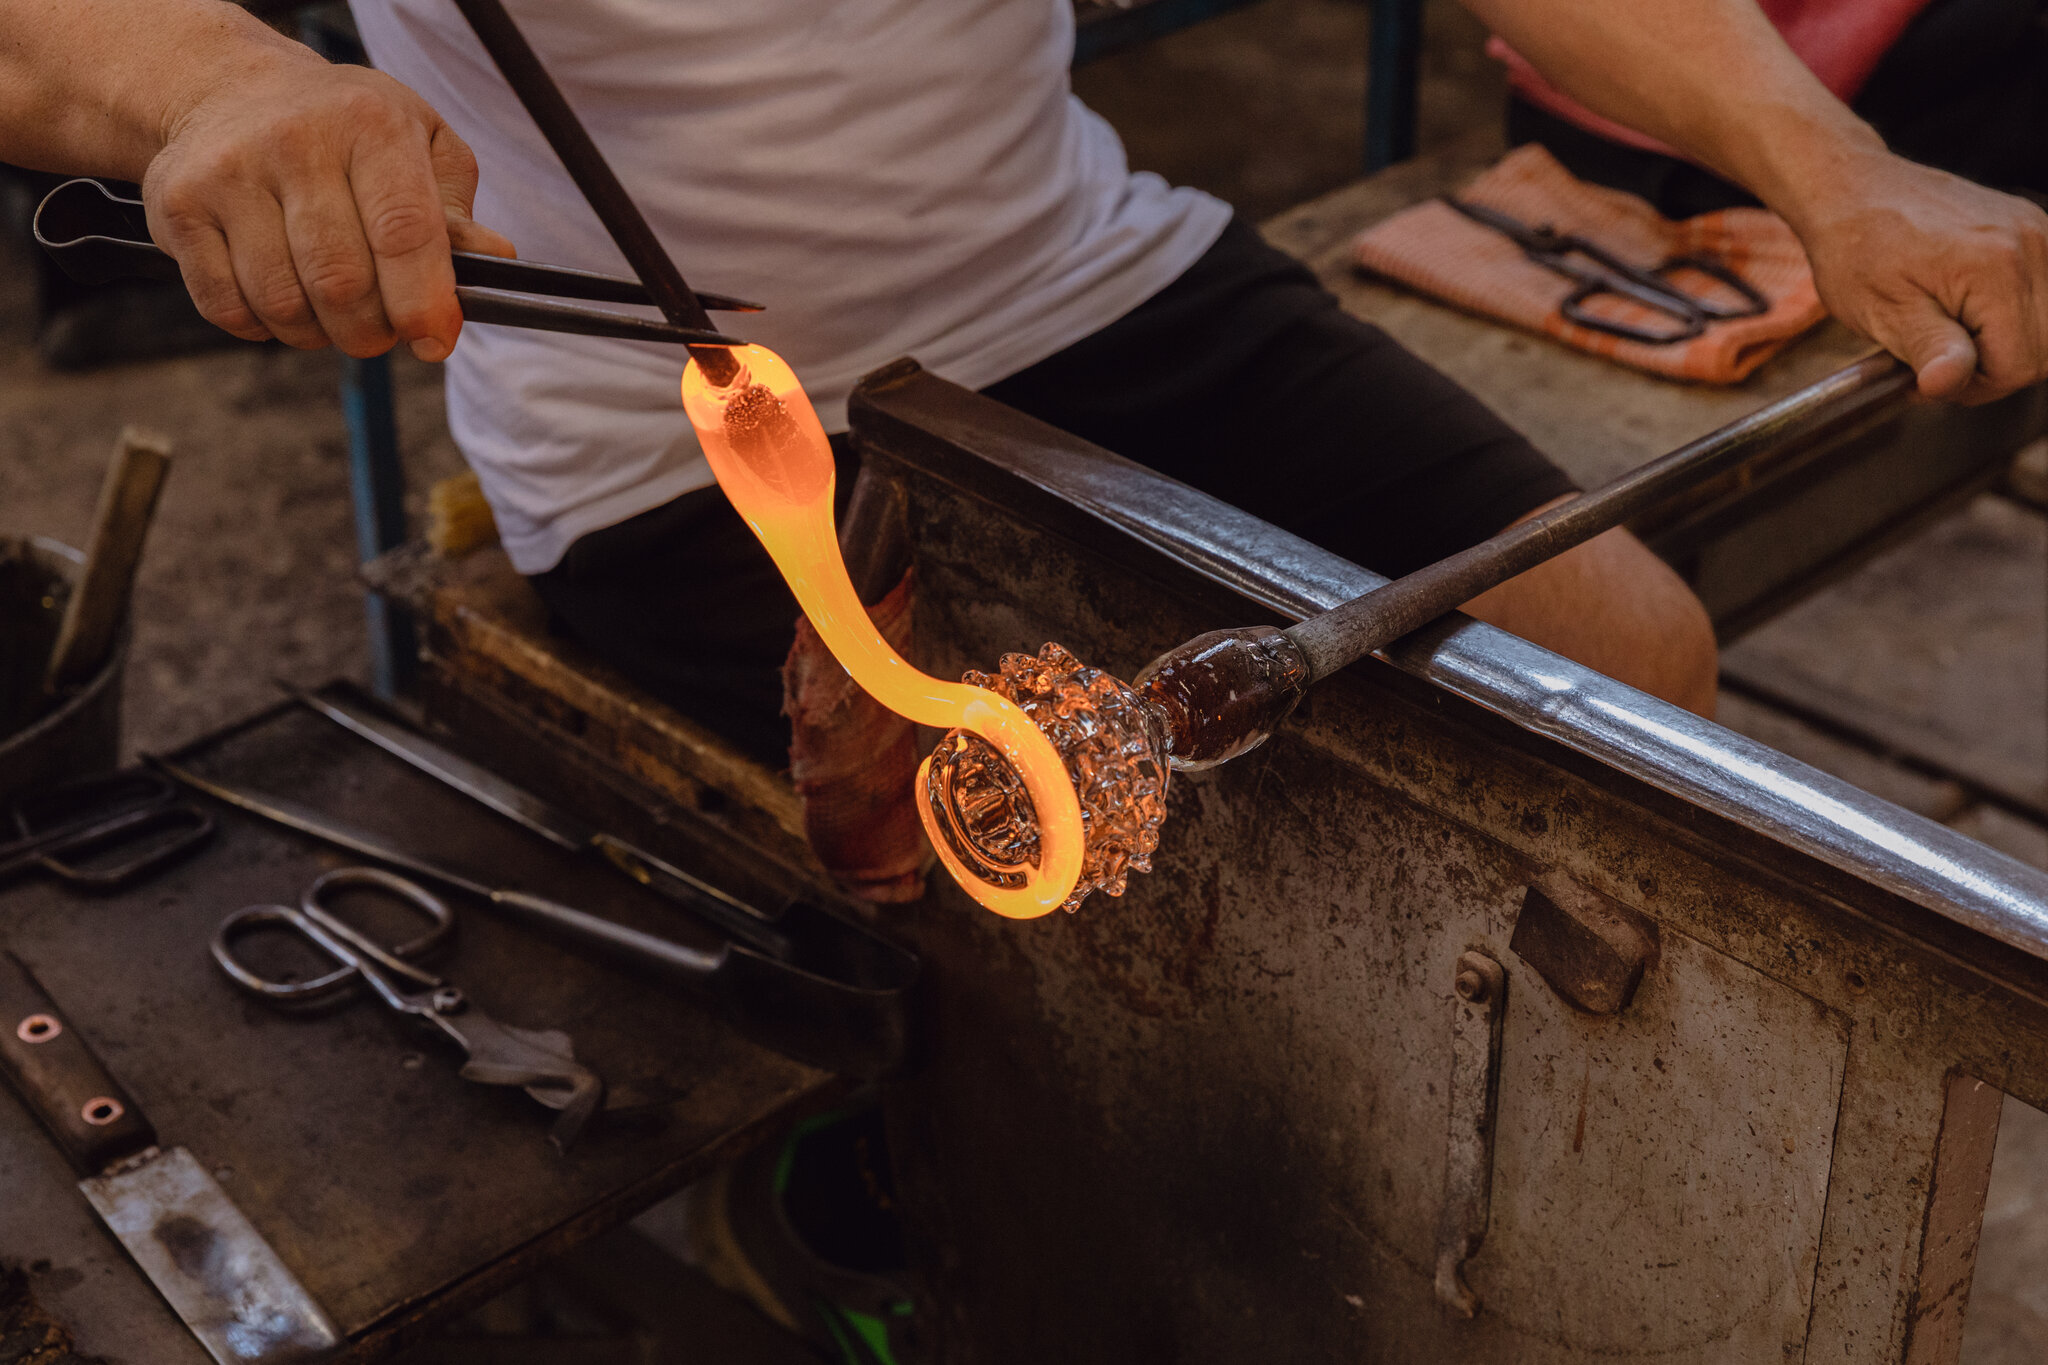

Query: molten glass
<box><xmin>683</xmin><ymin>346</ymin><xmax>1313</xmax><ymax>914</ymax></box>
<box><xmin>681</xmin><ymin>346</ymin><xmax>1085</xmax><ymax>917</ymax></box>
<box><xmin>923</xmin><ymin>644</ymin><xmax>1170</xmax><ymax>910</ymax></box>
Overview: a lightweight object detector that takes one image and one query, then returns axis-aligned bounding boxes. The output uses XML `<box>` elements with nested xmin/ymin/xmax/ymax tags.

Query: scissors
<box><xmin>3</xmin><ymin>769</ymin><xmax>214</xmax><ymax>890</ymax></box>
<box><xmin>211</xmin><ymin>866</ymin><xmax>603</xmax><ymax>1151</ymax></box>
<box><xmin>34</xmin><ymin>178</ymin><xmax>758</xmax><ymax>348</ymax></box>
<box><xmin>1443</xmin><ymin>197</ymin><xmax>1771</xmax><ymax>345</ymax></box>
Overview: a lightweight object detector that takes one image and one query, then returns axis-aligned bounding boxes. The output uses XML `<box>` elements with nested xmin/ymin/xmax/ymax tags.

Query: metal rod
<box><xmin>1284</xmin><ymin>353</ymin><xmax>1918</xmax><ymax>681</ymax></box>
<box><xmin>454</xmin><ymin>288</ymin><xmax>743</xmax><ymax>346</ymax></box>
<box><xmin>447</xmin><ymin>0</ymin><xmax>740</xmax><ymax>381</ymax></box>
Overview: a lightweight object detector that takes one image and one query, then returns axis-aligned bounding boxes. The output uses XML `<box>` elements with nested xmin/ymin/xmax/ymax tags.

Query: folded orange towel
<box><xmin>1352</xmin><ymin>144</ymin><xmax>1827</xmax><ymax>384</ymax></box>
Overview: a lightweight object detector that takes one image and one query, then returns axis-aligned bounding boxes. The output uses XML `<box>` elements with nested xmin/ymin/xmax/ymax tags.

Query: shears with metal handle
<box><xmin>34</xmin><ymin>177</ymin><xmax>759</xmax><ymax>348</ymax></box>
<box><xmin>212</xmin><ymin>866</ymin><xmax>602</xmax><ymax>1151</ymax></box>
<box><xmin>1443</xmin><ymin>196</ymin><xmax>1771</xmax><ymax>345</ymax></box>
<box><xmin>3</xmin><ymin>769</ymin><xmax>214</xmax><ymax>889</ymax></box>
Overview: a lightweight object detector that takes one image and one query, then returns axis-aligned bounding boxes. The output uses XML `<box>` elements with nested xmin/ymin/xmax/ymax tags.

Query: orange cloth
<box><xmin>783</xmin><ymin>569</ymin><xmax>927</xmax><ymax>903</ymax></box>
<box><xmin>1351</xmin><ymin>144</ymin><xmax>1827</xmax><ymax>384</ymax></box>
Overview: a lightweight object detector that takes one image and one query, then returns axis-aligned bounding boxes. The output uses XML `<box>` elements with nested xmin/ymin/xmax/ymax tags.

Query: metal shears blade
<box><xmin>33</xmin><ymin>177</ymin><xmax>757</xmax><ymax>348</ymax></box>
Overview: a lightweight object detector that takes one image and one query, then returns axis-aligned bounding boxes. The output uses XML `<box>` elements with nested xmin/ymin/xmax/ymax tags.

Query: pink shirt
<box><xmin>1491</xmin><ymin>0</ymin><xmax>1935</xmax><ymax>157</ymax></box>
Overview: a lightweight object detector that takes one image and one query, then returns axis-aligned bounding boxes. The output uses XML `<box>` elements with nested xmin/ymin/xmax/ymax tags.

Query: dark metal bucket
<box><xmin>0</xmin><ymin>536</ymin><xmax>126</xmax><ymax>806</ymax></box>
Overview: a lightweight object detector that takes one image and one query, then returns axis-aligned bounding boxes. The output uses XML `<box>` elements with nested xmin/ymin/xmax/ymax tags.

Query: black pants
<box><xmin>1509</xmin><ymin>0</ymin><xmax>2048</xmax><ymax>217</ymax></box>
<box><xmin>530</xmin><ymin>218</ymin><xmax>1573</xmax><ymax>763</ymax></box>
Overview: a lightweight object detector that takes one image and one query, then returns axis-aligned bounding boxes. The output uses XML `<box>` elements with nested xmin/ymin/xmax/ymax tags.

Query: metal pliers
<box><xmin>34</xmin><ymin>177</ymin><xmax>758</xmax><ymax>347</ymax></box>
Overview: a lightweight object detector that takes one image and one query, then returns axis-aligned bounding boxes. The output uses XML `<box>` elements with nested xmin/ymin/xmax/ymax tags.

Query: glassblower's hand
<box><xmin>1782</xmin><ymin>152</ymin><xmax>2048</xmax><ymax>405</ymax></box>
<box><xmin>142</xmin><ymin>55</ymin><xmax>514</xmax><ymax>361</ymax></box>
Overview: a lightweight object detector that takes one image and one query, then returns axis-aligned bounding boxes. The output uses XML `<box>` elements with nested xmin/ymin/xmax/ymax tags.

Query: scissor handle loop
<box><xmin>1560</xmin><ymin>279</ymin><xmax>1705</xmax><ymax>345</ymax></box>
<box><xmin>212</xmin><ymin>902</ymin><xmax>361</xmax><ymax>1001</ymax></box>
<box><xmin>213</xmin><ymin>868</ymin><xmax>453</xmax><ymax>1003</ymax></box>
<box><xmin>1657</xmin><ymin>254</ymin><xmax>1772</xmax><ymax>320</ymax></box>
<box><xmin>301</xmin><ymin>867</ymin><xmax>455</xmax><ymax>969</ymax></box>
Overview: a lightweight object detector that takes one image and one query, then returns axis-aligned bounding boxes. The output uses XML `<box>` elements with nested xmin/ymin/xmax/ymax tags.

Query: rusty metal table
<box><xmin>0</xmin><ymin>701</ymin><xmax>837</xmax><ymax>1362</ymax></box>
<box><xmin>846</xmin><ymin>361</ymin><xmax>2048</xmax><ymax>1365</ymax></box>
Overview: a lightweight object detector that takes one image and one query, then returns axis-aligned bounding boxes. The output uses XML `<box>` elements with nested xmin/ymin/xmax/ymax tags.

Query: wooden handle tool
<box><xmin>44</xmin><ymin>427</ymin><xmax>171</xmax><ymax>693</ymax></box>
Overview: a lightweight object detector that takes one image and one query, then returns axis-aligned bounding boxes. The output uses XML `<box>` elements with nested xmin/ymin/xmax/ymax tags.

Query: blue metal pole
<box><xmin>301</xmin><ymin>8</ymin><xmax>417</xmax><ymax>698</ymax></box>
<box><xmin>341</xmin><ymin>354</ymin><xmax>416</xmax><ymax>697</ymax></box>
<box><xmin>1364</xmin><ymin>0</ymin><xmax>1424</xmax><ymax>173</ymax></box>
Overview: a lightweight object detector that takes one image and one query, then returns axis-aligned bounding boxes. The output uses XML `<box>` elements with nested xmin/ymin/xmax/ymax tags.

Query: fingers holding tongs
<box><xmin>32</xmin><ymin>177</ymin><xmax>759</xmax><ymax>347</ymax></box>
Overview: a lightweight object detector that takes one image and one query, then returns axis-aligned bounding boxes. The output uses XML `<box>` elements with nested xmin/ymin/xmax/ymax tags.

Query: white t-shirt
<box><xmin>349</xmin><ymin>0</ymin><xmax>1231</xmax><ymax>573</ymax></box>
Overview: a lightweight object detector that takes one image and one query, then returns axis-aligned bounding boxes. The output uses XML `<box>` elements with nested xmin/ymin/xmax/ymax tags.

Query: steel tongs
<box><xmin>1443</xmin><ymin>196</ymin><xmax>1770</xmax><ymax>345</ymax></box>
<box><xmin>34</xmin><ymin>177</ymin><xmax>757</xmax><ymax>347</ymax></box>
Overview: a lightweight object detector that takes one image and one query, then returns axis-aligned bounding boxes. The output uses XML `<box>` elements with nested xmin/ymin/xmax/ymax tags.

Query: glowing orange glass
<box><xmin>681</xmin><ymin>345</ymin><xmax>1085</xmax><ymax>917</ymax></box>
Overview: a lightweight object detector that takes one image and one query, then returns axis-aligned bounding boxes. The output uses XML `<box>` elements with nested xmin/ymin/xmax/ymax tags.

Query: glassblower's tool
<box><xmin>31</xmin><ymin>177</ymin><xmax>757</xmax><ymax>348</ymax></box>
<box><xmin>152</xmin><ymin>755</ymin><xmax>912</xmax><ymax>1078</ymax></box>
<box><xmin>211</xmin><ymin>865</ymin><xmax>602</xmax><ymax>1152</ymax></box>
<box><xmin>3</xmin><ymin>768</ymin><xmax>213</xmax><ymax>890</ymax></box>
<box><xmin>281</xmin><ymin>677</ymin><xmax>918</xmax><ymax>1075</ymax></box>
<box><xmin>1443</xmin><ymin>196</ymin><xmax>1770</xmax><ymax>345</ymax></box>
<box><xmin>44</xmin><ymin>426</ymin><xmax>170</xmax><ymax>694</ymax></box>
<box><xmin>0</xmin><ymin>950</ymin><xmax>341</xmax><ymax>1364</ymax></box>
<box><xmin>445</xmin><ymin>0</ymin><xmax>746</xmax><ymax>383</ymax></box>
<box><xmin>283</xmin><ymin>679</ymin><xmax>793</xmax><ymax>959</ymax></box>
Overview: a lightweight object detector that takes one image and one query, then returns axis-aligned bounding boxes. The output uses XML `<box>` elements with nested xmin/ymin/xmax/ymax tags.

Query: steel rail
<box><xmin>1283</xmin><ymin>353</ymin><xmax>1917</xmax><ymax>681</ymax></box>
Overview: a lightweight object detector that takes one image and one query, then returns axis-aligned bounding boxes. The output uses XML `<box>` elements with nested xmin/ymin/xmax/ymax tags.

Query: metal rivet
<box><xmin>80</xmin><ymin>1096</ymin><xmax>123</xmax><ymax>1126</ymax></box>
<box><xmin>16</xmin><ymin>1014</ymin><xmax>61</xmax><ymax>1044</ymax></box>
<box><xmin>1454</xmin><ymin>968</ymin><xmax>1489</xmax><ymax>1004</ymax></box>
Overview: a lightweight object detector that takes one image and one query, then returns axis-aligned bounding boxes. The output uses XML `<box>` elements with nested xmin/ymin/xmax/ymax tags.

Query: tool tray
<box><xmin>0</xmin><ymin>693</ymin><xmax>842</xmax><ymax>1362</ymax></box>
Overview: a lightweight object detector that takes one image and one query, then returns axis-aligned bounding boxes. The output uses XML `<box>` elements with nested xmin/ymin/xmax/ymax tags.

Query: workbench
<box><xmin>0</xmin><ymin>700</ymin><xmax>841</xmax><ymax>1361</ymax></box>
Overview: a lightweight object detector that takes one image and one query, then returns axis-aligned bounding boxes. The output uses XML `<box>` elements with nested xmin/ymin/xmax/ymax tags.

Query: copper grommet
<box><xmin>16</xmin><ymin>1014</ymin><xmax>61</xmax><ymax>1044</ymax></box>
<box><xmin>80</xmin><ymin>1096</ymin><xmax>124</xmax><ymax>1126</ymax></box>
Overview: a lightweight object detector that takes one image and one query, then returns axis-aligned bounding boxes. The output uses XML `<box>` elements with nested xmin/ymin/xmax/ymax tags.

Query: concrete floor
<box><xmin>3</xmin><ymin>0</ymin><xmax>2046</xmax><ymax>1357</ymax></box>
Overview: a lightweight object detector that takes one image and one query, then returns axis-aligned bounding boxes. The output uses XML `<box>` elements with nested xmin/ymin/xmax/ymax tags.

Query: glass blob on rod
<box><xmin>682</xmin><ymin>346</ymin><xmax>1091</xmax><ymax>916</ymax></box>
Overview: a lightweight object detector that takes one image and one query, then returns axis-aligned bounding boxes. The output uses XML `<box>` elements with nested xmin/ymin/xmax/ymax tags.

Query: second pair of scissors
<box><xmin>1444</xmin><ymin>196</ymin><xmax>1770</xmax><ymax>345</ymax></box>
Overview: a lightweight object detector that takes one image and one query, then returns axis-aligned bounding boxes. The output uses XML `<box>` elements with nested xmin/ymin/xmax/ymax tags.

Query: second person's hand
<box><xmin>1783</xmin><ymin>148</ymin><xmax>2048</xmax><ymax>405</ymax></box>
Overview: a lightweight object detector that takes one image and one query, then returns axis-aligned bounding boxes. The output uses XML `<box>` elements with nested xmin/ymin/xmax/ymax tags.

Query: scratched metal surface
<box><xmin>0</xmin><ymin>702</ymin><xmax>829</xmax><ymax>1361</ymax></box>
<box><xmin>851</xmin><ymin>363</ymin><xmax>2048</xmax><ymax>978</ymax></box>
<box><xmin>854</xmin><ymin>366</ymin><xmax>2048</xmax><ymax>1364</ymax></box>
